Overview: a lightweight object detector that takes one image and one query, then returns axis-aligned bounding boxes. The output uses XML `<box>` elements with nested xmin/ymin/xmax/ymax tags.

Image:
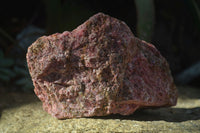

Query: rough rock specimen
<box><xmin>26</xmin><ymin>13</ymin><xmax>178</xmax><ymax>119</ymax></box>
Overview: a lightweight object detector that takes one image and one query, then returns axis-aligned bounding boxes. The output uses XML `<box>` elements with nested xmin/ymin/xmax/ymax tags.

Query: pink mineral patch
<box><xmin>26</xmin><ymin>13</ymin><xmax>178</xmax><ymax>119</ymax></box>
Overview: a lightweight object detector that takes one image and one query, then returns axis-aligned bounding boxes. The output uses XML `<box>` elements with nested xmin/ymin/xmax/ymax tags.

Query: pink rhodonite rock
<box><xmin>26</xmin><ymin>13</ymin><xmax>178</xmax><ymax>119</ymax></box>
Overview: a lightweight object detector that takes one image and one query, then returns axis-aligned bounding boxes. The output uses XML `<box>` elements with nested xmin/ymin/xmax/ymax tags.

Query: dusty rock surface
<box><xmin>27</xmin><ymin>13</ymin><xmax>177</xmax><ymax>119</ymax></box>
<box><xmin>0</xmin><ymin>86</ymin><xmax>199</xmax><ymax>132</ymax></box>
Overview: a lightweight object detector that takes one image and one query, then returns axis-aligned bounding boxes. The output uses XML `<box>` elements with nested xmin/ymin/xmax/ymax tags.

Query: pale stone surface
<box><xmin>0</xmin><ymin>86</ymin><xmax>199</xmax><ymax>132</ymax></box>
<box><xmin>26</xmin><ymin>13</ymin><xmax>177</xmax><ymax>119</ymax></box>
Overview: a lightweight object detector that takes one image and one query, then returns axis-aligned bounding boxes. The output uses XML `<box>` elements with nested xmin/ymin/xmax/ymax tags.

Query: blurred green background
<box><xmin>0</xmin><ymin>0</ymin><xmax>200</xmax><ymax>93</ymax></box>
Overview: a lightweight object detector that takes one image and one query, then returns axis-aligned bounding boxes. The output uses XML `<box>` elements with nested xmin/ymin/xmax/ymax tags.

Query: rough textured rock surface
<box><xmin>26</xmin><ymin>12</ymin><xmax>177</xmax><ymax>119</ymax></box>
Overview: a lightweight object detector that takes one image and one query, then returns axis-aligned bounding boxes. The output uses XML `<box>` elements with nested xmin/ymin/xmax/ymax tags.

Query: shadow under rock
<box><xmin>92</xmin><ymin>86</ymin><xmax>200</xmax><ymax>122</ymax></box>
<box><xmin>91</xmin><ymin>107</ymin><xmax>200</xmax><ymax>122</ymax></box>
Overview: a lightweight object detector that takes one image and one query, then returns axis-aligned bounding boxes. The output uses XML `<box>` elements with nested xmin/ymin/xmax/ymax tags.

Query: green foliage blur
<box><xmin>43</xmin><ymin>0</ymin><xmax>94</xmax><ymax>33</ymax></box>
<box><xmin>0</xmin><ymin>48</ymin><xmax>33</xmax><ymax>92</ymax></box>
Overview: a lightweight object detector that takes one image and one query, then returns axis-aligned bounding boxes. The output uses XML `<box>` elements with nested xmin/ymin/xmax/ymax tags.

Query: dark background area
<box><xmin>0</xmin><ymin>0</ymin><xmax>200</xmax><ymax>92</ymax></box>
